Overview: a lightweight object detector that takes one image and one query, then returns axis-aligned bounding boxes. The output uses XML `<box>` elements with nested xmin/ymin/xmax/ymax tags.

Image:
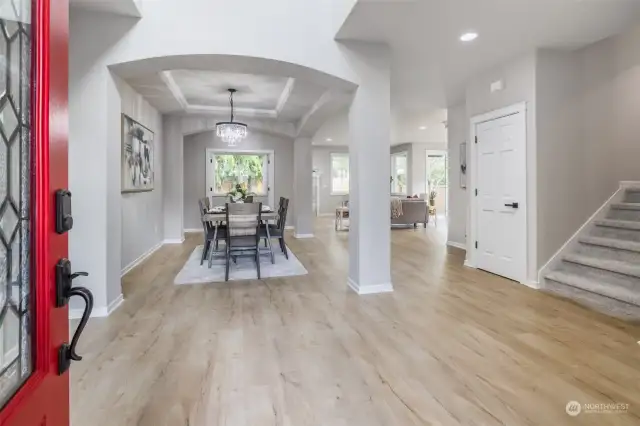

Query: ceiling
<box><xmin>125</xmin><ymin>69</ymin><xmax>337</xmax><ymax>123</ymax></box>
<box><xmin>337</xmin><ymin>0</ymin><xmax>640</xmax><ymax>111</ymax></box>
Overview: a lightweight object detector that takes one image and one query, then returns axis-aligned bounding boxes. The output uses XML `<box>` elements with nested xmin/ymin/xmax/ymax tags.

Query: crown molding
<box><xmin>160</xmin><ymin>71</ymin><xmax>297</xmax><ymax>120</ymax></box>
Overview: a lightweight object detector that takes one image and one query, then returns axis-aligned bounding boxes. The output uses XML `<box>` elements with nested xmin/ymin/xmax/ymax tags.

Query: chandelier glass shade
<box><xmin>216</xmin><ymin>89</ymin><xmax>248</xmax><ymax>146</ymax></box>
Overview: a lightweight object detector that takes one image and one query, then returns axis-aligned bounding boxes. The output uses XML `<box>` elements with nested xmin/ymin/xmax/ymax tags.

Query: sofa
<box><xmin>391</xmin><ymin>198</ymin><xmax>428</xmax><ymax>227</ymax></box>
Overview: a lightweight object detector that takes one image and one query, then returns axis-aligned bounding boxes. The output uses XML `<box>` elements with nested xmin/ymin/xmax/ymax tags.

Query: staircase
<box><xmin>542</xmin><ymin>183</ymin><xmax>640</xmax><ymax>320</ymax></box>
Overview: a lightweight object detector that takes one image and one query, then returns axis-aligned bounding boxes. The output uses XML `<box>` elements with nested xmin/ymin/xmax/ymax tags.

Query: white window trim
<box><xmin>205</xmin><ymin>148</ymin><xmax>275</xmax><ymax>208</ymax></box>
<box><xmin>466</xmin><ymin>101</ymin><xmax>533</xmax><ymax>286</ymax></box>
<box><xmin>425</xmin><ymin>149</ymin><xmax>448</xmax><ymax>210</ymax></box>
<box><xmin>391</xmin><ymin>151</ymin><xmax>409</xmax><ymax>196</ymax></box>
<box><xmin>330</xmin><ymin>152</ymin><xmax>349</xmax><ymax>196</ymax></box>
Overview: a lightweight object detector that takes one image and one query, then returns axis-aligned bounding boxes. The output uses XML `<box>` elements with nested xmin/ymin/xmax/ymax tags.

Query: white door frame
<box><xmin>466</xmin><ymin>102</ymin><xmax>529</xmax><ymax>284</ymax></box>
<box><xmin>206</xmin><ymin>148</ymin><xmax>276</xmax><ymax>208</ymax></box>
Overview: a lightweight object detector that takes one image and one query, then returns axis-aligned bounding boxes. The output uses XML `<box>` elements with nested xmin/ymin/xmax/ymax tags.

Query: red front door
<box><xmin>0</xmin><ymin>0</ymin><xmax>71</xmax><ymax>424</ymax></box>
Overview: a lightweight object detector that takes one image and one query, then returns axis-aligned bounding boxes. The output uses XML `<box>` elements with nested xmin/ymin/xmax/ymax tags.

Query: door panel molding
<box><xmin>466</xmin><ymin>102</ymin><xmax>530</xmax><ymax>285</ymax></box>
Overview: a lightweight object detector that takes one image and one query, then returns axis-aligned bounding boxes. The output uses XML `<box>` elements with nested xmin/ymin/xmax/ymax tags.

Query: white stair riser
<box><xmin>591</xmin><ymin>226</ymin><xmax>640</xmax><ymax>242</ymax></box>
<box><xmin>543</xmin><ymin>278</ymin><xmax>640</xmax><ymax>320</ymax></box>
<box><xmin>575</xmin><ymin>242</ymin><xmax>640</xmax><ymax>264</ymax></box>
<box><xmin>558</xmin><ymin>261</ymin><xmax>640</xmax><ymax>292</ymax></box>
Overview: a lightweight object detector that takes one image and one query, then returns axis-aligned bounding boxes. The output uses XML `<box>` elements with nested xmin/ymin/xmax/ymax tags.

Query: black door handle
<box><xmin>56</xmin><ymin>259</ymin><xmax>94</xmax><ymax>374</ymax></box>
<box><xmin>504</xmin><ymin>202</ymin><xmax>519</xmax><ymax>208</ymax></box>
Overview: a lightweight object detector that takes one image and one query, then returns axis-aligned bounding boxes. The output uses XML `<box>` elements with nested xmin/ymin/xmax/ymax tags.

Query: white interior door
<box><xmin>475</xmin><ymin>112</ymin><xmax>526</xmax><ymax>282</ymax></box>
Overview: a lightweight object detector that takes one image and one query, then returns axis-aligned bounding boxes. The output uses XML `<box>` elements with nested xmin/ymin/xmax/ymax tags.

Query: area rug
<box><xmin>174</xmin><ymin>245</ymin><xmax>308</xmax><ymax>285</ymax></box>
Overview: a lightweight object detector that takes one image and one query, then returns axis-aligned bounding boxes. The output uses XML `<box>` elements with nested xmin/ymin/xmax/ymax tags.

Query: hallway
<box><xmin>71</xmin><ymin>219</ymin><xmax>640</xmax><ymax>425</ymax></box>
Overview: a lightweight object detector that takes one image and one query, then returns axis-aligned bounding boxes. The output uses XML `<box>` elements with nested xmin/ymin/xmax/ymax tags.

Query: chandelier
<box><xmin>216</xmin><ymin>88</ymin><xmax>248</xmax><ymax>146</ymax></box>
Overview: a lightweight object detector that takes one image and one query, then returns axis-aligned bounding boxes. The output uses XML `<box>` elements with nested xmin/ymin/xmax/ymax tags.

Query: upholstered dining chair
<box><xmin>224</xmin><ymin>202</ymin><xmax>263</xmax><ymax>281</ymax></box>
<box><xmin>244</xmin><ymin>195</ymin><xmax>254</xmax><ymax>203</ymax></box>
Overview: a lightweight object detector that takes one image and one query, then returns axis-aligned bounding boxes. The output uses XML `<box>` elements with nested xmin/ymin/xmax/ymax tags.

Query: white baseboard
<box><xmin>317</xmin><ymin>213</ymin><xmax>334</xmax><ymax>217</ymax></box>
<box><xmin>107</xmin><ymin>294</ymin><xmax>124</xmax><ymax>314</ymax></box>
<box><xmin>463</xmin><ymin>260</ymin><xmax>475</xmax><ymax>269</ymax></box>
<box><xmin>284</xmin><ymin>225</ymin><xmax>294</xmax><ymax>230</ymax></box>
<box><xmin>348</xmin><ymin>278</ymin><xmax>394</xmax><ymax>295</ymax></box>
<box><xmin>163</xmin><ymin>238</ymin><xmax>185</xmax><ymax>244</ymax></box>
<box><xmin>522</xmin><ymin>280</ymin><xmax>540</xmax><ymax>289</ymax></box>
<box><xmin>447</xmin><ymin>241</ymin><xmax>466</xmax><ymax>250</ymax></box>
<box><xmin>537</xmin><ymin>182</ymin><xmax>626</xmax><ymax>283</ymax></box>
<box><xmin>294</xmin><ymin>233</ymin><xmax>314</xmax><ymax>239</ymax></box>
<box><xmin>121</xmin><ymin>241</ymin><xmax>163</xmax><ymax>277</ymax></box>
<box><xmin>183</xmin><ymin>228</ymin><xmax>203</xmax><ymax>233</ymax></box>
<box><xmin>70</xmin><ymin>293</ymin><xmax>124</xmax><ymax>320</ymax></box>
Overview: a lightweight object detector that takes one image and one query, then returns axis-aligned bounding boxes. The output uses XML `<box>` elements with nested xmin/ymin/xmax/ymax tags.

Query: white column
<box><xmin>162</xmin><ymin>115</ymin><xmax>185</xmax><ymax>243</ymax></box>
<box><xmin>346</xmin><ymin>43</ymin><xmax>392</xmax><ymax>294</ymax></box>
<box><xmin>293</xmin><ymin>137</ymin><xmax>314</xmax><ymax>238</ymax></box>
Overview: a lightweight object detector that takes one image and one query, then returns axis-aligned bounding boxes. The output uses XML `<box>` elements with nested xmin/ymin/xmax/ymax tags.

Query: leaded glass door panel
<box><xmin>0</xmin><ymin>0</ymin><xmax>72</xmax><ymax>424</ymax></box>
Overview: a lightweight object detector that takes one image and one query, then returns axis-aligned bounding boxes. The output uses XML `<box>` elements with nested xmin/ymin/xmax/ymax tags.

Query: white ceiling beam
<box><xmin>275</xmin><ymin>78</ymin><xmax>296</xmax><ymax>117</ymax></box>
<box><xmin>159</xmin><ymin>71</ymin><xmax>188</xmax><ymax>110</ymax></box>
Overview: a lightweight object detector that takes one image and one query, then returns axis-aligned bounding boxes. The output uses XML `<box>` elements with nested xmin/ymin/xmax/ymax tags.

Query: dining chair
<box><xmin>200</xmin><ymin>211</ymin><xmax>227</xmax><ymax>266</ymax></box>
<box><xmin>260</xmin><ymin>197</ymin><xmax>289</xmax><ymax>260</ymax></box>
<box><xmin>224</xmin><ymin>202</ymin><xmax>263</xmax><ymax>281</ymax></box>
<box><xmin>245</xmin><ymin>195</ymin><xmax>254</xmax><ymax>203</ymax></box>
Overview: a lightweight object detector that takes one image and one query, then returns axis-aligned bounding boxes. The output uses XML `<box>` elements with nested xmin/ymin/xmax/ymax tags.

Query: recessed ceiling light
<box><xmin>419</xmin><ymin>126</ymin><xmax>427</xmax><ymax>130</ymax></box>
<box><xmin>460</xmin><ymin>32</ymin><xmax>478</xmax><ymax>42</ymax></box>
<box><xmin>326</xmin><ymin>138</ymin><xmax>333</xmax><ymax>142</ymax></box>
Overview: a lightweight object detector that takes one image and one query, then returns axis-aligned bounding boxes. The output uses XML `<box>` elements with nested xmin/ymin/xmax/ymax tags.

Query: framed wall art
<box><xmin>459</xmin><ymin>142</ymin><xmax>467</xmax><ymax>189</ymax></box>
<box><xmin>122</xmin><ymin>114</ymin><xmax>154</xmax><ymax>193</ymax></box>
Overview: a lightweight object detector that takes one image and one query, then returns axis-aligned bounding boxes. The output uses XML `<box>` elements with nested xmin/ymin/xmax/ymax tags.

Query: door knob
<box><xmin>504</xmin><ymin>202</ymin><xmax>519</xmax><ymax>209</ymax></box>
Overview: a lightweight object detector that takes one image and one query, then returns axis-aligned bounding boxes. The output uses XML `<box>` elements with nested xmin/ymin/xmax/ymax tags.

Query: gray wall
<box><xmin>183</xmin><ymin>131</ymin><xmax>294</xmax><ymax>230</ymax></box>
<box><xmin>116</xmin><ymin>76</ymin><xmax>165</xmax><ymax>273</ymax></box>
<box><xmin>312</xmin><ymin>146</ymin><xmax>348</xmax><ymax>215</ymax></box>
<box><xmin>447</xmin><ymin>102</ymin><xmax>467</xmax><ymax>246</ymax></box>
<box><xmin>448</xmin><ymin>21</ymin><xmax>640</xmax><ymax>277</ymax></box>
<box><xmin>535</xmin><ymin>49</ymin><xmax>584</xmax><ymax>270</ymax></box>
<box><xmin>464</xmin><ymin>51</ymin><xmax>538</xmax><ymax>282</ymax></box>
<box><xmin>580</xmin><ymin>23</ymin><xmax>640</xmax><ymax>211</ymax></box>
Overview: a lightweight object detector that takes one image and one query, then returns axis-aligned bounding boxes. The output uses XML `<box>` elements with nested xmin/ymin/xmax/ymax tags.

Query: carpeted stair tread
<box><xmin>563</xmin><ymin>253</ymin><xmax>640</xmax><ymax>278</ymax></box>
<box><xmin>545</xmin><ymin>271</ymin><xmax>640</xmax><ymax>307</ymax></box>
<box><xmin>611</xmin><ymin>203</ymin><xmax>640</xmax><ymax>211</ymax></box>
<box><xmin>594</xmin><ymin>219</ymin><xmax>640</xmax><ymax>230</ymax></box>
<box><xmin>579</xmin><ymin>236</ymin><xmax>640</xmax><ymax>253</ymax></box>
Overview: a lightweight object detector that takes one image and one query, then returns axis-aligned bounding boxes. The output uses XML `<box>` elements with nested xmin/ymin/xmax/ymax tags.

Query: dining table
<box><xmin>203</xmin><ymin>205</ymin><xmax>279</xmax><ymax>266</ymax></box>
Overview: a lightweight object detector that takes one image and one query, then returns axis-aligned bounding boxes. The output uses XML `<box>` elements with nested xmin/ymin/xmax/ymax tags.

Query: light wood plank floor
<box><xmin>71</xmin><ymin>219</ymin><xmax>640</xmax><ymax>425</ymax></box>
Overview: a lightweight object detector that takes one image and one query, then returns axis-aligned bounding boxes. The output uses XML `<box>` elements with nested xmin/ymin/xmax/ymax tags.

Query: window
<box><xmin>211</xmin><ymin>152</ymin><xmax>269</xmax><ymax>195</ymax></box>
<box><xmin>391</xmin><ymin>151</ymin><xmax>408</xmax><ymax>195</ymax></box>
<box><xmin>426</xmin><ymin>151</ymin><xmax>448</xmax><ymax>215</ymax></box>
<box><xmin>330</xmin><ymin>153</ymin><xmax>349</xmax><ymax>194</ymax></box>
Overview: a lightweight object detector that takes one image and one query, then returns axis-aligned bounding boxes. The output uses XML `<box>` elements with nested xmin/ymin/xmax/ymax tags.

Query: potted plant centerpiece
<box><xmin>227</xmin><ymin>183</ymin><xmax>256</xmax><ymax>203</ymax></box>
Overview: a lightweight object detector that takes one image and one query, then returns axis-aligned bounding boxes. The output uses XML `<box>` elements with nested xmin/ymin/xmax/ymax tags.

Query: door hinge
<box><xmin>210</xmin><ymin>158</ymin><xmax>212</xmax><ymax>163</ymax></box>
<box><xmin>475</xmin><ymin>136</ymin><xmax>478</xmax><ymax>144</ymax></box>
<box><xmin>475</xmin><ymin>241</ymin><xmax>478</xmax><ymax>249</ymax></box>
<box><xmin>475</xmin><ymin>189</ymin><xmax>478</xmax><ymax>196</ymax></box>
